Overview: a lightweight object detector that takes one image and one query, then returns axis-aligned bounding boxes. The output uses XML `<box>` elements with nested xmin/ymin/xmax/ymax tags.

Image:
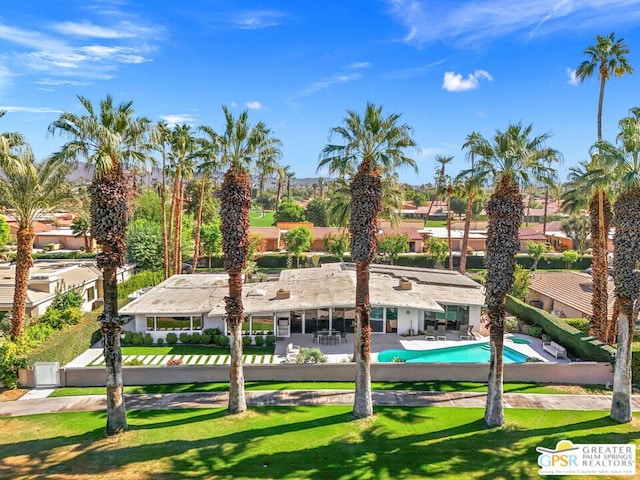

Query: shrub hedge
<box><xmin>505</xmin><ymin>295</ymin><xmax>615</xmax><ymax>363</ymax></box>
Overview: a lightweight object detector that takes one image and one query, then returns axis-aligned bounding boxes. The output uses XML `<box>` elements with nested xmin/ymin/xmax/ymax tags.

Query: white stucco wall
<box><xmin>398</xmin><ymin>308</ymin><xmax>420</xmax><ymax>335</ymax></box>
<box><xmin>468</xmin><ymin>305</ymin><xmax>482</xmax><ymax>330</ymax></box>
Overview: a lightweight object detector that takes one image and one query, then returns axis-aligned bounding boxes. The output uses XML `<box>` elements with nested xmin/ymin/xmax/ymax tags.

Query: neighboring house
<box><xmin>248</xmin><ymin>227</ymin><xmax>280</xmax><ymax>252</ymax></box>
<box><xmin>309</xmin><ymin>227</ymin><xmax>345</xmax><ymax>252</ymax></box>
<box><xmin>419</xmin><ymin>227</ymin><xmax>487</xmax><ymax>253</ymax></box>
<box><xmin>6</xmin><ymin>220</ymin><xmax>54</xmax><ymax>241</ymax></box>
<box><xmin>518</xmin><ymin>227</ymin><xmax>548</xmax><ymax>252</ymax></box>
<box><xmin>120</xmin><ymin>263</ymin><xmax>486</xmax><ymax>340</ymax></box>
<box><xmin>525</xmin><ymin>271</ymin><xmax>615</xmax><ymax>320</ymax></box>
<box><xmin>380</xmin><ymin>227</ymin><xmax>424</xmax><ymax>253</ymax></box>
<box><xmin>33</xmin><ymin>228</ymin><xmax>95</xmax><ymax>251</ymax></box>
<box><xmin>0</xmin><ymin>259</ymin><xmax>134</xmax><ymax>318</ymax></box>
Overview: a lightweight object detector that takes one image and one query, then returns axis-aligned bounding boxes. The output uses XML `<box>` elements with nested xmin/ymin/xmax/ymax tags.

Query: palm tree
<box><xmin>473</xmin><ymin>123</ymin><xmax>557</xmax><ymax>427</ymax></box>
<box><xmin>50</xmin><ymin>94</ymin><xmax>150</xmax><ymax>435</ymax></box>
<box><xmin>150</xmin><ymin>121</ymin><xmax>172</xmax><ymax>279</ymax></box>
<box><xmin>562</xmin><ymin>153</ymin><xmax>616</xmax><ymax>343</ymax></box>
<box><xmin>255</xmin><ymin>150</ymin><xmax>279</xmax><ymax>213</ymax></box>
<box><xmin>2</xmin><ymin>154</ymin><xmax>73</xmax><ymax>339</ymax></box>
<box><xmin>0</xmin><ymin>111</ymin><xmax>28</xmax><ymax>172</ymax></box>
<box><xmin>275</xmin><ymin>164</ymin><xmax>291</xmax><ymax>212</ymax></box>
<box><xmin>577</xmin><ymin>32</ymin><xmax>633</xmax><ymax>141</ymax></box>
<box><xmin>166</xmin><ymin>124</ymin><xmax>199</xmax><ymax>275</ymax></box>
<box><xmin>319</xmin><ymin>102</ymin><xmax>417</xmax><ymax>418</ymax></box>
<box><xmin>596</xmin><ymin>108</ymin><xmax>640</xmax><ymax>422</ymax></box>
<box><xmin>216</xmin><ymin>106</ymin><xmax>281</xmax><ymax>414</ymax></box>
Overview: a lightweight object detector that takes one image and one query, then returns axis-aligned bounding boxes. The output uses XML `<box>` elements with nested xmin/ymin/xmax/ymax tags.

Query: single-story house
<box><xmin>248</xmin><ymin>227</ymin><xmax>280</xmax><ymax>252</ymax></box>
<box><xmin>525</xmin><ymin>271</ymin><xmax>615</xmax><ymax>320</ymax></box>
<box><xmin>0</xmin><ymin>259</ymin><xmax>135</xmax><ymax>318</ymax></box>
<box><xmin>120</xmin><ymin>263</ymin><xmax>486</xmax><ymax>340</ymax></box>
<box><xmin>33</xmin><ymin>228</ymin><xmax>95</xmax><ymax>251</ymax></box>
<box><xmin>380</xmin><ymin>227</ymin><xmax>424</xmax><ymax>253</ymax></box>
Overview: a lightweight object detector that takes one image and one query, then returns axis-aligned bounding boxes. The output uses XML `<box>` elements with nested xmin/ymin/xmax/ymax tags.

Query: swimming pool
<box><xmin>377</xmin><ymin>342</ymin><xmax>530</xmax><ymax>363</ymax></box>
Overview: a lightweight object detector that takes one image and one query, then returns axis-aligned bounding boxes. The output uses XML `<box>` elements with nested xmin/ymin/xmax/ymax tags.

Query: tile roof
<box><xmin>528</xmin><ymin>271</ymin><xmax>615</xmax><ymax>319</ymax></box>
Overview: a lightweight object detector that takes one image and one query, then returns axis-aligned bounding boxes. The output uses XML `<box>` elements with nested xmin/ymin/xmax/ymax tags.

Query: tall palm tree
<box><xmin>596</xmin><ymin>108</ymin><xmax>640</xmax><ymax>422</ymax></box>
<box><xmin>150</xmin><ymin>121</ymin><xmax>172</xmax><ymax>279</ymax></box>
<box><xmin>0</xmin><ymin>111</ymin><xmax>28</xmax><ymax>172</ymax></box>
<box><xmin>165</xmin><ymin>124</ymin><xmax>199</xmax><ymax>275</ymax></box>
<box><xmin>1</xmin><ymin>154</ymin><xmax>73</xmax><ymax>339</ymax></box>
<box><xmin>275</xmin><ymin>164</ymin><xmax>291</xmax><ymax>212</ymax></box>
<box><xmin>577</xmin><ymin>32</ymin><xmax>633</xmax><ymax>140</ymax></box>
<box><xmin>255</xmin><ymin>151</ymin><xmax>278</xmax><ymax>213</ymax></box>
<box><xmin>319</xmin><ymin>102</ymin><xmax>417</xmax><ymax>418</ymax></box>
<box><xmin>562</xmin><ymin>153</ymin><xmax>616</xmax><ymax>342</ymax></box>
<box><xmin>216</xmin><ymin>105</ymin><xmax>281</xmax><ymax>414</ymax></box>
<box><xmin>50</xmin><ymin>94</ymin><xmax>150</xmax><ymax>435</ymax></box>
<box><xmin>473</xmin><ymin>123</ymin><xmax>557</xmax><ymax>427</ymax></box>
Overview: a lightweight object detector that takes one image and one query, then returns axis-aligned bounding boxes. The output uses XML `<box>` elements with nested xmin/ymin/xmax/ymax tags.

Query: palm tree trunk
<box><xmin>168</xmin><ymin>176</ymin><xmax>178</xmax><ymax>275</ymax></box>
<box><xmin>161</xmin><ymin>158</ymin><xmax>170</xmax><ymax>279</ymax></box>
<box><xmin>542</xmin><ymin>187</ymin><xmax>549</xmax><ymax>235</ymax></box>
<box><xmin>485</xmin><ymin>306</ymin><xmax>505</xmax><ymax>427</ymax></box>
<box><xmin>226</xmin><ymin>271</ymin><xmax>247</xmax><ymax>413</ymax></box>
<box><xmin>447</xmin><ymin>190</ymin><xmax>453</xmax><ymax>270</ymax></box>
<box><xmin>10</xmin><ymin>226</ymin><xmax>35</xmax><ymax>340</ymax></box>
<box><xmin>459</xmin><ymin>194</ymin><xmax>474</xmax><ymax>274</ymax></box>
<box><xmin>173</xmin><ymin>175</ymin><xmax>182</xmax><ymax>275</ymax></box>
<box><xmin>597</xmin><ymin>71</ymin><xmax>606</xmax><ymax>140</ymax></box>
<box><xmin>275</xmin><ymin>179</ymin><xmax>283</xmax><ymax>212</ymax></box>
<box><xmin>353</xmin><ymin>261</ymin><xmax>372</xmax><ymax>418</ymax></box>
<box><xmin>483</xmin><ymin>176</ymin><xmax>523</xmax><ymax>427</ymax></box>
<box><xmin>589</xmin><ymin>191</ymin><xmax>612</xmax><ymax>342</ymax></box>
<box><xmin>192</xmin><ymin>176</ymin><xmax>206</xmax><ymax>272</ymax></box>
<box><xmin>610</xmin><ymin>297</ymin><xmax>634</xmax><ymax>423</ymax></box>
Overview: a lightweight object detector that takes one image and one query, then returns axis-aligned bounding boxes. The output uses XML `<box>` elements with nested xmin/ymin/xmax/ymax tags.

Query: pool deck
<box><xmin>279</xmin><ymin>332</ymin><xmax>569</xmax><ymax>364</ymax></box>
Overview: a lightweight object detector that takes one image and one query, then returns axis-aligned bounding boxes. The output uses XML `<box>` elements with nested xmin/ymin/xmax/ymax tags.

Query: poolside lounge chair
<box><xmin>285</xmin><ymin>342</ymin><xmax>300</xmax><ymax>363</ymax></box>
<box><xmin>425</xmin><ymin>326</ymin><xmax>435</xmax><ymax>341</ymax></box>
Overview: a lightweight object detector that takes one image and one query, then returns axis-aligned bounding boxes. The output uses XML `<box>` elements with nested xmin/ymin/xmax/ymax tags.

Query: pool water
<box><xmin>377</xmin><ymin>342</ymin><xmax>530</xmax><ymax>363</ymax></box>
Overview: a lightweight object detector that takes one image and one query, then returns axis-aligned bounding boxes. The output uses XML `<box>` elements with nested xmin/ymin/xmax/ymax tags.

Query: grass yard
<box><xmin>1</xmin><ymin>407</ymin><xmax>637</xmax><ymax>479</ymax></box>
<box><xmin>48</xmin><ymin>381</ymin><xmax>604</xmax><ymax>397</ymax></box>
<box><xmin>120</xmin><ymin>345</ymin><xmax>275</xmax><ymax>356</ymax></box>
<box><xmin>249</xmin><ymin>210</ymin><xmax>275</xmax><ymax>227</ymax></box>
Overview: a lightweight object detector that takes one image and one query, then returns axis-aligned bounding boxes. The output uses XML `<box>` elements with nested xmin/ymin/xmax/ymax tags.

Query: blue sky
<box><xmin>2</xmin><ymin>0</ymin><xmax>640</xmax><ymax>184</ymax></box>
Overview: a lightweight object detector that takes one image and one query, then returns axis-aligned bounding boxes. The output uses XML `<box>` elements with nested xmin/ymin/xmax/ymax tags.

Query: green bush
<box><xmin>254</xmin><ymin>335</ymin><xmax>265</xmax><ymax>347</ymax></box>
<box><xmin>143</xmin><ymin>333</ymin><xmax>153</xmax><ymax>345</ymax></box>
<box><xmin>564</xmin><ymin>318</ymin><xmax>590</xmax><ymax>335</ymax></box>
<box><xmin>190</xmin><ymin>332</ymin><xmax>202</xmax><ymax>344</ymax></box>
<box><xmin>179</xmin><ymin>333</ymin><xmax>191</xmax><ymax>344</ymax></box>
<box><xmin>201</xmin><ymin>334</ymin><xmax>212</xmax><ymax>345</ymax></box>
<box><xmin>296</xmin><ymin>347</ymin><xmax>327</xmax><ymax>364</ymax></box>
<box><xmin>156</xmin><ymin>337</ymin><xmax>164</xmax><ymax>346</ymax></box>
<box><xmin>242</xmin><ymin>336</ymin><xmax>253</xmax><ymax>347</ymax></box>
<box><xmin>504</xmin><ymin>317</ymin><xmax>518</xmax><ymax>332</ymax></box>
<box><xmin>122</xmin><ymin>331</ymin><xmax>134</xmax><ymax>345</ymax></box>
<box><xmin>166</xmin><ymin>333</ymin><xmax>178</xmax><ymax>345</ymax></box>
<box><xmin>265</xmin><ymin>335</ymin><xmax>276</xmax><ymax>347</ymax></box>
<box><xmin>51</xmin><ymin>289</ymin><xmax>84</xmax><ymax>311</ymax></box>
<box><xmin>123</xmin><ymin>358</ymin><xmax>144</xmax><ymax>366</ymax></box>
<box><xmin>117</xmin><ymin>270</ymin><xmax>164</xmax><ymax>300</ymax></box>
<box><xmin>204</xmin><ymin>328</ymin><xmax>221</xmax><ymax>336</ymax></box>
<box><xmin>217</xmin><ymin>335</ymin><xmax>229</xmax><ymax>347</ymax></box>
<box><xmin>131</xmin><ymin>332</ymin><xmax>144</xmax><ymax>346</ymax></box>
<box><xmin>528</xmin><ymin>326</ymin><xmax>543</xmax><ymax>338</ymax></box>
<box><xmin>505</xmin><ymin>295</ymin><xmax>615</xmax><ymax>362</ymax></box>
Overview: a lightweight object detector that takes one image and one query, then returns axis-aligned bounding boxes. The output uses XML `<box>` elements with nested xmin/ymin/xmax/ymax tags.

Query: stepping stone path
<box><xmin>88</xmin><ymin>353</ymin><xmax>275</xmax><ymax>366</ymax></box>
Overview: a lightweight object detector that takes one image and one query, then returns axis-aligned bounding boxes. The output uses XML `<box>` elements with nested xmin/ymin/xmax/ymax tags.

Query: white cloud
<box><xmin>442</xmin><ymin>70</ymin><xmax>492</xmax><ymax>92</ymax></box>
<box><xmin>566</xmin><ymin>67</ymin><xmax>579</xmax><ymax>86</ymax></box>
<box><xmin>51</xmin><ymin>20</ymin><xmax>161</xmax><ymax>39</ymax></box>
<box><xmin>160</xmin><ymin>114</ymin><xmax>197</xmax><ymax>126</ymax></box>
<box><xmin>384</xmin><ymin>59</ymin><xmax>446</xmax><ymax>79</ymax></box>
<box><xmin>232</xmin><ymin>10</ymin><xmax>288</xmax><ymax>29</ymax></box>
<box><xmin>229</xmin><ymin>101</ymin><xmax>238</xmax><ymax>108</ymax></box>
<box><xmin>387</xmin><ymin>0</ymin><xmax>640</xmax><ymax>47</ymax></box>
<box><xmin>35</xmin><ymin>78</ymin><xmax>93</xmax><ymax>87</ymax></box>
<box><xmin>0</xmin><ymin>65</ymin><xmax>13</xmax><ymax>93</ymax></box>
<box><xmin>349</xmin><ymin>62</ymin><xmax>371</xmax><ymax>69</ymax></box>
<box><xmin>245</xmin><ymin>101</ymin><xmax>263</xmax><ymax>110</ymax></box>
<box><xmin>0</xmin><ymin>105</ymin><xmax>63</xmax><ymax>114</ymax></box>
<box><xmin>299</xmin><ymin>72</ymin><xmax>361</xmax><ymax>97</ymax></box>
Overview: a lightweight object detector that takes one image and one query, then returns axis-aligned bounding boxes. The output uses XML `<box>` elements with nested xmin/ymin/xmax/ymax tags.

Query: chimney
<box><xmin>276</xmin><ymin>288</ymin><xmax>291</xmax><ymax>299</ymax></box>
<box><xmin>399</xmin><ymin>277</ymin><xmax>412</xmax><ymax>290</ymax></box>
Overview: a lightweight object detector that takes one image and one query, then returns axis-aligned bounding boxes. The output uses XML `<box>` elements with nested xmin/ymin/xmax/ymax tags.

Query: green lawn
<box><xmin>119</xmin><ymin>345</ymin><xmax>275</xmax><ymax>356</ymax></box>
<box><xmin>49</xmin><ymin>381</ymin><xmax>597</xmax><ymax>397</ymax></box>
<box><xmin>1</xmin><ymin>407</ymin><xmax>637</xmax><ymax>479</ymax></box>
<box><xmin>249</xmin><ymin>210</ymin><xmax>275</xmax><ymax>227</ymax></box>
<box><xmin>424</xmin><ymin>220</ymin><xmax>448</xmax><ymax>227</ymax></box>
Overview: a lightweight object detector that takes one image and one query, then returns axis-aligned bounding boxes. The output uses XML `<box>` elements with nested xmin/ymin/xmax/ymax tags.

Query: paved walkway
<box><xmin>2</xmin><ymin>391</ymin><xmax>639</xmax><ymax>417</ymax></box>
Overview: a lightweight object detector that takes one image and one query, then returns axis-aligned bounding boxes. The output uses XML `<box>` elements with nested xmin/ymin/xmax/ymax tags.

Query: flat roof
<box><xmin>120</xmin><ymin>264</ymin><xmax>485</xmax><ymax>317</ymax></box>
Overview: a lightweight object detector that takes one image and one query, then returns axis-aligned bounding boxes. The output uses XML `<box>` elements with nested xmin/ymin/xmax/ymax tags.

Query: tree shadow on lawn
<box><xmin>2</xmin><ymin>408</ymin><xmax>638</xmax><ymax>479</ymax></box>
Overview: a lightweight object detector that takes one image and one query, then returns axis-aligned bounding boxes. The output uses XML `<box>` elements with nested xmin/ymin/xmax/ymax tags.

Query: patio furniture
<box><xmin>542</xmin><ymin>341</ymin><xmax>567</xmax><ymax>359</ymax></box>
<box><xmin>285</xmin><ymin>343</ymin><xmax>300</xmax><ymax>363</ymax></box>
<box><xmin>312</xmin><ymin>330</ymin><xmax>319</xmax><ymax>344</ymax></box>
<box><xmin>436</xmin><ymin>335</ymin><xmax>447</xmax><ymax>341</ymax></box>
<box><xmin>340</xmin><ymin>331</ymin><xmax>347</xmax><ymax>343</ymax></box>
<box><xmin>424</xmin><ymin>326</ymin><xmax>435</xmax><ymax>341</ymax></box>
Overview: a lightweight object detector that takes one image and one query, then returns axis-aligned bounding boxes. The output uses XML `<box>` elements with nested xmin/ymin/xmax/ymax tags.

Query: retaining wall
<box><xmin>19</xmin><ymin>362</ymin><xmax>614</xmax><ymax>388</ymax></box>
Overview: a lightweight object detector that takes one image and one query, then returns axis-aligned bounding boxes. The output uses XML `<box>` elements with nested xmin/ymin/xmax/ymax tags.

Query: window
<box><xmin>251</xmin><ymin>315</ymin><xmax>273</xmax><ymax>334</ymax></box>
<box><xmin>86</xmin><ymin>287</ymin><xmax>95</xmax><ymax>302</ymax></box>
<box><xmin>424</xmin><ymin>305</ymin><xmax>469</xmax><ymax>331</ymax></box>
<box><xmin>371</xmin><ymin>307</ymin><xmax>384</xmax><ymax>333</ymax></box>
<box><xmin>146</xmin><ymin>315</ymin><xmax>200</xmax><ymax>331</ymax></box>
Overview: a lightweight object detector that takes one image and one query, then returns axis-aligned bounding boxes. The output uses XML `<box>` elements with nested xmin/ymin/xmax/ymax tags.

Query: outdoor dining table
<box><xmin>318</xmin><ymin>330</ymin><xmax>340</xmax><ymax>345</ymax></box>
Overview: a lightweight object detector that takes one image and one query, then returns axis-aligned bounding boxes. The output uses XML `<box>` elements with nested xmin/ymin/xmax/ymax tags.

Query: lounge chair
<box><xmin>285</xmin><ymin>342</ymin><xmax>300</xmax><ymax>363</ymax></box>
<box><xmin>425</xmin><ymin>326</ymin><xmax>435</xmax><ymax>341</ymax></box>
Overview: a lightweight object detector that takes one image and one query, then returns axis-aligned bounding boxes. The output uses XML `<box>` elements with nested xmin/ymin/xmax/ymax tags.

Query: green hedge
<box><xmin>32</xmin><ymin>252</ymin><xmax>98</xmax><ymax>260</ymax></box>
<box><xmin>118</xmin><ymin>270</ymin><xmax>164</xmax><ymax>299</ymax></box>
<box><xmin>26</xmin><ymin>310</ymin><xmax>101</xmax><ymax>367</ymax></box>
<box><xmin>505</xmin><ymin>295</ymin><xmax>615</xmax><ymax>363</ymax></box>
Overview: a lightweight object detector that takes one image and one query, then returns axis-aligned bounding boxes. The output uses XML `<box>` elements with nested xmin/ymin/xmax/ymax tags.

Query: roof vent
<box><xmin>399</xmin><ymin>277</ymin><xmax>412</xmax><ymax>290</ymax></box>
<box><xmin>276</xmin><ymin>288</ymin><xmax>291</xmax><ymax>299</ymax></box>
